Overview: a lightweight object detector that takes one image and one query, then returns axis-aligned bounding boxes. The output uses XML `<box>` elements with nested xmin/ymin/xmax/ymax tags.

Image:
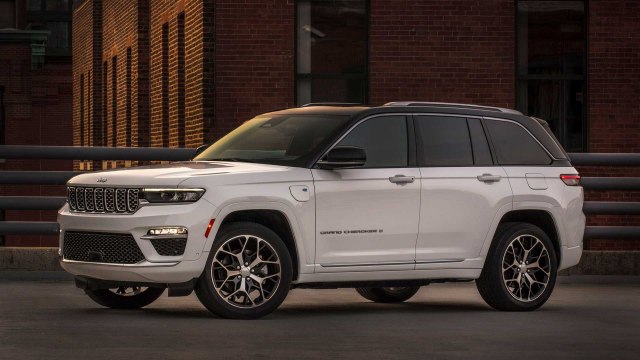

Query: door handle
<box><xmin>477</xmin><ymin>173</ymin><xmax>502</xmax><ymax>182</ymax></box>
<box><xmin>389</xmin><ymin>175</ymin><xmax>415</xmax><ymax>184</ymax></box>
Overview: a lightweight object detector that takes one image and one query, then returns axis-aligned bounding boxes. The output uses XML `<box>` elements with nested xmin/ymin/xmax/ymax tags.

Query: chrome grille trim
<box><xmin>105</xmin><ymin>188</ymin><xmax>115</xmax><ymax>212</ymax></box>
<box><xmin>76</xmin><ymin>188</ymin><xmax>85</xmax><ymax>210</ymax></box>
<box><xmin>68</xmin><ymin>187</ymin><xmax>77</xmax><ymax>210</ymax></box>
<box><xmin>115</xmin><ymin>189</ymin><xmax>127</xmax><ymax>212</ymax></box>
<box><xmin>94</xmin><ymin>188</ymin><xmax>104</xmax><ymax>211</ymax></box>
<box><xmin>85</xmin><ymin>188</ymin><xmax>95</xmax><ymax>211</ymax></box>
<box><xmin>127</xmin><ymin>189</ymin><xmax>139</xmax><ymax>212</ymax></box>
<box><xmin>67</xmin><ymin>186</ymin><xmax>141</xmax><ymax>214</ymax></box>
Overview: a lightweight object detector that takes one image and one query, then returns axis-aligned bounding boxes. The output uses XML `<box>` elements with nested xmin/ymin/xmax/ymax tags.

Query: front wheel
<box><xmin>476</xmin><ymin>222</ymin><xmax>558</xmax><ymax>311</ymax></box>
<box><xmin>195</xmin><ymin>222</ymin><xmax>293</xmax><ymax>319</ymax></box>
<box><xmin>84</xmin><ymin>286</ymin><xmax>165</xmax><ymax>309</ymax></box>
<box><xmin>356</xmin><ymin>286</ymin><xmax>421</xmax><ymax>303</ymax></box>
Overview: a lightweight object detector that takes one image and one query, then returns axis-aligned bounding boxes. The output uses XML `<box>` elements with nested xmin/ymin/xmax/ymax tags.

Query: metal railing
<box><xmin>569</xmin><ymin>154</ymin><xmax>640</xmax><ymax>241</ymax></box>
<box><xmin>0</xmin><ymin>145</ymin><xmax>197</xmax><ymax>236</ymax></box>
<box><xmin>0</xmin><ymin>145</ymin><xmax>639</xmax><ymax>241</ymax></box>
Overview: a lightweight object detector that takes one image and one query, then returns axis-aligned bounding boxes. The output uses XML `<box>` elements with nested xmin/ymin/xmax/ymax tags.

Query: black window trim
<box><xmin>313</xmin><ymin>113</ymin><xmax>414</xmax><ymax>169</ymax></box>
<box><xmin>482</xmin><ymin>116</ymin><xmax>556</xmax><ymax>166</ymax></box>
<box><xmin>467</xmin><ymin>117</ymin><xmax>496</xmax><ymax>166</ymax></box>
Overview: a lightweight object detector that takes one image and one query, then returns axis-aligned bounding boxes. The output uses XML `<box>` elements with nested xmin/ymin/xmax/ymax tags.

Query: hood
<box><xmin>67</xmin><ymin>161</ymin><xmax>294</xmax><ymax>187</ymax></box>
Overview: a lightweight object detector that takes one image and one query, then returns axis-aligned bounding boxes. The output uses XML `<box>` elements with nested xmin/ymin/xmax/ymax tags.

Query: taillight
<box><xmin>560</xmin><ymin>174</ymin><xmax>581</xmax><ymax>186</ymax></box>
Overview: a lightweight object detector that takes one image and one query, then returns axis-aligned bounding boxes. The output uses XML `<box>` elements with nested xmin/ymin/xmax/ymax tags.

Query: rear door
<box><xmin>415</xmin><ymin>115</ymin><xmax>512</xmax><ymax>266</ymax></box>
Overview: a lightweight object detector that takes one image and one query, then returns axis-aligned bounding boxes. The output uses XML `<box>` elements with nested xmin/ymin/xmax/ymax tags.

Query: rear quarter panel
<box><xmin>502</xmin><ymin>166</ymin><xmax>585</xmax><ymax>264</ymax></box>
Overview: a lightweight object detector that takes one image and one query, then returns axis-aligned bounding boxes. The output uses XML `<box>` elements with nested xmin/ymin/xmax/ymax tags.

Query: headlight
<box><xmin>142</xmin><ymin>188</ymin><xmax>205</xmax><ymax>203</ymax></box>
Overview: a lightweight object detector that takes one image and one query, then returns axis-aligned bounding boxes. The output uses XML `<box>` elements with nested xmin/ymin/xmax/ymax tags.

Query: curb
<box><xmin>0</xmin><ymin>271</ymin><xmax>74</xmax><ymax>281</ymax></box>
<box><xmin>0</xmin><ymin>247</ymin><xmax>63</xmax><ymax>271</ymax></box>
<box><xmin>559</xmin><ymin>250</ymin><xmax>640</xmax><ymax>276</ymax></box>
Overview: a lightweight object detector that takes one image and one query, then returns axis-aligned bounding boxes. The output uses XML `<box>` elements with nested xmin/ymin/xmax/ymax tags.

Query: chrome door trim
<box><xmin>320</xmin><ymin>259</ymin><xmax>464</xmax><ymax>267</ymax></box>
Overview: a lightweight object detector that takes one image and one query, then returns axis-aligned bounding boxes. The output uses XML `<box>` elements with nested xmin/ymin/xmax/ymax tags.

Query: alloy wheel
<box><xmin>501</xmin><ymin>234</ymin><xmax>551</xmax><ymax>302</ymax></box>
<box><xmin>211</xmin><ymin>235</ymin><xmax>282</xmax><ymax>308</ymax></box>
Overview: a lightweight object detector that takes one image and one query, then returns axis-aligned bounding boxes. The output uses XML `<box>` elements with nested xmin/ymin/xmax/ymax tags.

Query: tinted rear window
<box><xmin>485</xmin><ymin>120</ymin><xmax>551</xmax><ymax>165</ymax></box>
<box><xmin>415</xmin><ymin>116</ymin><xmax>473</xmax><ymax>166</ymax></box>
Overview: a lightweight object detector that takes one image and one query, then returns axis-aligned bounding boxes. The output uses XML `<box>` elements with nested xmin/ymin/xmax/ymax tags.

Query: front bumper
<box><xmin>58</xmin><ymin>199</ymin><xmax>217</xmax><ymax>283</ymax></box>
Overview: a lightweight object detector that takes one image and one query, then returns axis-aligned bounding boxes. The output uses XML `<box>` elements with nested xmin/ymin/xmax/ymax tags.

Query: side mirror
<box><xmin>317</xmin><ymin>146</ymin><xmax>366</xmax><ymax>169</ymax></box>
<box><xmin>195</xmin><ymin>144</ymin><xmax>209</xmax><ymax>156</ymax></box>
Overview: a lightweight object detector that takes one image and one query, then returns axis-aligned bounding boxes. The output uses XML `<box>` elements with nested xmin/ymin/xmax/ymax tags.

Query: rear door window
<box><xmin>415</xmin><ymin>116</ymin><xmax>473</xmax><ymax>166</ymax></box>
<box><xmin>485</xmin><ymin>119</ymin><xmax>552</xmax><ymax>165</ymax></box>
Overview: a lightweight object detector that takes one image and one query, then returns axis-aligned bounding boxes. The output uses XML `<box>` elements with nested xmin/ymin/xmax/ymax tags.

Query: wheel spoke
<box><xmin>214</xmin><ymin>259</ymin><xmax>238</xmax><ymax>272</ymax></box>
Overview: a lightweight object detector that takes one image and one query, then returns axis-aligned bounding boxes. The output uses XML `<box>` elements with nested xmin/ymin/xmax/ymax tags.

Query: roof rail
<box><xmin>383</xmin><ymin>101</ymin><xmax>522</xmax><ymax>115</ymax></box>
<box><xmin>300</xmin><ymin>102</ymin><xmax>363</xmax><ymax>107</ymax></box>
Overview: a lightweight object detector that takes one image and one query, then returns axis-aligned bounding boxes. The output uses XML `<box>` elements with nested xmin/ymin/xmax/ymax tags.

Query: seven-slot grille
<box><xmin>62</xmin><ymin>231</ymin><xmax>146</xmax><ymax>264</ymax></box>
<box><xmin>68</xmin><ymin>186</ymin><xmax>141</xmax><ymax>214</ymax></box>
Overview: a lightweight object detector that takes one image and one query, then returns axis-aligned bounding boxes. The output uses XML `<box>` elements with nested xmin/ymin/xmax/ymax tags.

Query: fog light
<box><xmin>147</xmin><ymin>227</ymin><xmax>188</xmax><ymax>236</ymax></box>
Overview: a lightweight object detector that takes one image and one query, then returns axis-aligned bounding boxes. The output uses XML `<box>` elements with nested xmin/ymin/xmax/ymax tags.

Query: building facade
<box><xmin>66</xmin><ymin>0</ymin><xmax>634</xmax><ymax>252</ymax></box>
<box><xmin>0</xmin><ymin>0</ymin><xmax>74</xmax><ymax>246</ymax></box>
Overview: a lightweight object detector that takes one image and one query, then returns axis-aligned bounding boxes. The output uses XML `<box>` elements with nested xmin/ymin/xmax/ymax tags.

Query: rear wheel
<box><xmin>84</xmin><ymin>286</ymin><xmax>165</xmax><ymax>309</ymax></box>
<box><xmin>356</xmin><ymin>286</ymin><xmax>421</xmax><ymax>303</ymax></box>
<box><xmin>476</xmin><ymin>222</ymin><xmax>557</xmax><ymax>311</ymax></box>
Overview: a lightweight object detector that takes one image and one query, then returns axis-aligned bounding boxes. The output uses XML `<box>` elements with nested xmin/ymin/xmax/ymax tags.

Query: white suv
<box><xmin>58</xmin><ymin>102</ymin><xmax>585</xmax><ymax>319</ymax></box>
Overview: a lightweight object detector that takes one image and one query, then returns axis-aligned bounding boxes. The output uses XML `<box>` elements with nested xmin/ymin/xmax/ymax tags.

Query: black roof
<box><xmin>267</xmin><ymin>103</ymin><xmax>568</xmax><ymax>160</ymax></box>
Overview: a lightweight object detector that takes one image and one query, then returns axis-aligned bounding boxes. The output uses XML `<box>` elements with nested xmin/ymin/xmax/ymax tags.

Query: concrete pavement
<box><xmin>0</xmin><ymin>280</ymin><xmax>638</xmax><ymax>359</ymax></box>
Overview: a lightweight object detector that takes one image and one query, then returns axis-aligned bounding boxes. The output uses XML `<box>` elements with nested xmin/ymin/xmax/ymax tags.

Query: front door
<box><xmin>313</xmin><ymin>115</ymin><xmax>421</xmax><ymax>272</ymax></box>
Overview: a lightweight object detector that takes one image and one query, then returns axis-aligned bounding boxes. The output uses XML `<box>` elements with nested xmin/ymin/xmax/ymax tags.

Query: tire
<box><xmin>195</xmin><ymin>222</ymin><xmax>293</xmax><ymax>319</ymax></box>
<box><xmin>84</xmin><ymin>286</ymin><xmax>164</xmax><ymax>309</ymax></box>
<box><xmin>356</xmin><ymin>286</ymin><xmax>421</xmax><ymax>303</ymax></box>
<box><xmin>476</xmin><ymin>222</ymin><xmax>558</xmax><ymax>311</ymax></box>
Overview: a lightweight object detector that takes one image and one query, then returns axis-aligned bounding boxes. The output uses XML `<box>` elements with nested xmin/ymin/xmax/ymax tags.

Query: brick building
<box><xmin>70</xmin><ymin>0</ymin><xmax>636</xmax><ymax>251</ymax></box>
<box><xmin>0</xmin><ymin>0</ymin><xmax>74</xmax><ymax>246</ymax></box>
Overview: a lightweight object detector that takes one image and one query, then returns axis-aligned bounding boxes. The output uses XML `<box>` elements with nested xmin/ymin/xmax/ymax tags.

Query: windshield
<box><xmin>194</xmin><ymin>114</ymin><xmax>351</xmax><ymax>167</ymax></box>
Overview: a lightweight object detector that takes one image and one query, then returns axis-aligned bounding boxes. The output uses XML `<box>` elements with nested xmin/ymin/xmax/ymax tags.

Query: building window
<box><xmin>516</xmin><ymin>0</ymin><xmax>587</xmax><ymax>152</ymax></box>
<box><xmin>161</xmin><ymin>22</ymin><xmax>169</xmax><ymax>147</ymax></box>
<box><xmin>126</xmin><ymin>47</ymin><xmax>132</xmax><ymax>147</ymax></box>
<box><xmin>0</xmin><ymin>0</ymin><xmax>16</xmax><ymax>28</ymax></box>
<box><xmin>177</xmin><ymin>12</ymin><xmax>186</xmax><ymax>147</ymax></box>
<box><xmin>87</xmin><ymin>70</ymin><xmax>91</xmax><ymax>146</ymax></box>
<box><xmin>296</xmin><ymin>0</ymin><xmax>368</xmax><ymax>105</ymax></box>
<box><xmin>80</xmin><ymin>74</ymin><xmax>84</xmax><ymax>145</ymax></box>
<box><xmin>111</xmin><ymin>56</ymin><xmax>117</xmax><ymax>147</ymax></box>
<box><xmin>102</xmin><ymin>61</ymin><xmax>108</xmax><ymax>146</ymax></box>
<box><xmin>27</xmin><ymin>0</ymin><xmax>73</xmax><ymax>56</ymax></box>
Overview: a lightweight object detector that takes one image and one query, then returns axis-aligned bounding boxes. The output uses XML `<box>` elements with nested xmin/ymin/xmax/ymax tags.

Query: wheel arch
<box><xmin>496</xmin><ymin>209</ymin><xmax>561</xmax><ymax>265</ymax></box>
<box><xmin>214</xmin><ymin>208</ymin><xmax>301</xmax><ymax>281</ymax></box>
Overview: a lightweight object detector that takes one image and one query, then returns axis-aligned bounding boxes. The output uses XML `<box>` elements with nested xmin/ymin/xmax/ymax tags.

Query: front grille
<box><xmin>63</xmin><ymin>231</ymin><xmax>145</xmax><ymax>264</ymax></box>
<box><xmin>67</xmin><ymin>186</ymin><xmax>141</xmax><ymax>214</ymax></box>
<box><xmin>150</xmin><ymin>238</ymin><xmax>187</xmax><ymax>256</ymax></box>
